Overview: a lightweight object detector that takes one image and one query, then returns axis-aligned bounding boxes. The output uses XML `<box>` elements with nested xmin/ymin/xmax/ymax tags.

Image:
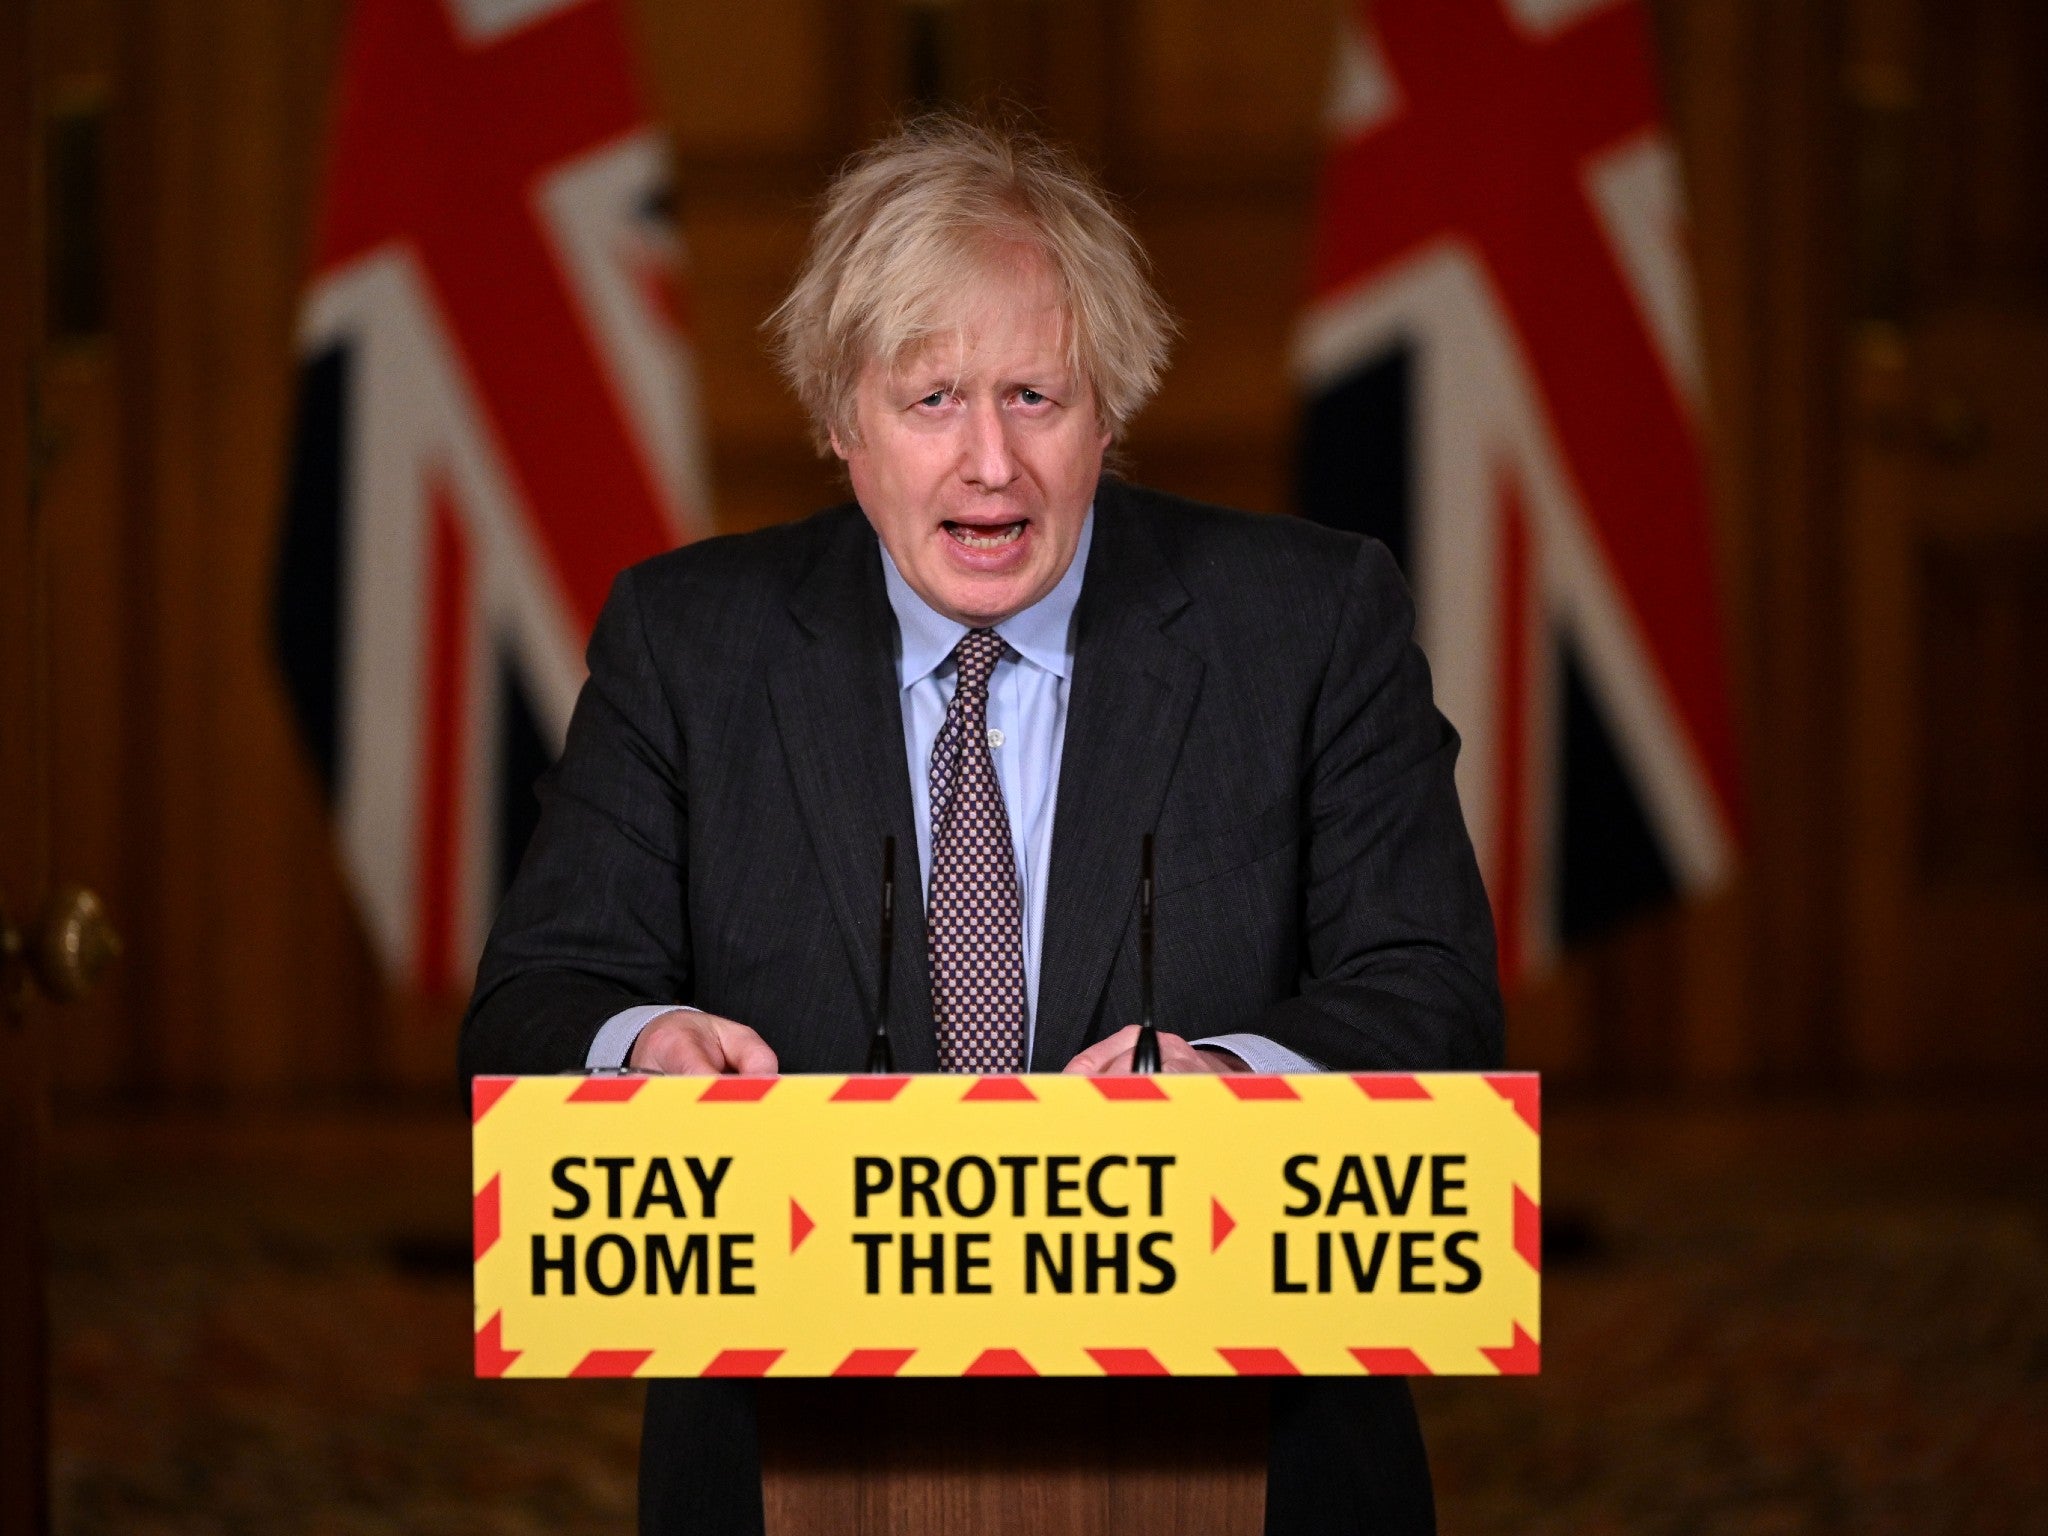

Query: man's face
<box><xmin>833</xmin><ymin>251</ymin><xmax>1110</xmax><ymax>628</ymax></box>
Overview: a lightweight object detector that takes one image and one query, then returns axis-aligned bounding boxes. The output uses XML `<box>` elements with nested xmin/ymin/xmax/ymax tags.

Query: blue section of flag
<box><xmin>1295</xmin><ymin>345</ymin><xmax>1677</xmax><ymax>956</ymax></box>
<box><xmin>275</xmin><ymin>344</ymin><xmax>351</xmax><ymax>797</ymax></box>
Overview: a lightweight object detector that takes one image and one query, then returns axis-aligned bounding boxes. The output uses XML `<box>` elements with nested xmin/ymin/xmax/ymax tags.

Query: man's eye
<box><xmin>1016</xmin><ymin>388</ymin><xmax>1047</xmax><ymax>406</ymax></box>
<box><xmin>917</xmin><ymin>391</ymin><xmax>949</xmax><ymax>408</ymax></box>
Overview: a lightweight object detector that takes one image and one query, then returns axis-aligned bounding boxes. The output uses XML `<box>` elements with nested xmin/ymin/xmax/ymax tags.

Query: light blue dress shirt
<box><xmin>587</xmin><ymin>509</ymin><xmax>1314</xmax><ymax>1074</ymax></box>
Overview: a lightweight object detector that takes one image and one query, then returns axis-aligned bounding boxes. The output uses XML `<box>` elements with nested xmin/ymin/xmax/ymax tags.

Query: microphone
<box><xmin>866</xmin><ymin>836</ymin><xmax>897</xmax><ymax>1073</ymax></box>
<box><xmin>1131</xmin><ymin>833</ymin><xmax>1162</xmax><ymax>1074</ymax></box>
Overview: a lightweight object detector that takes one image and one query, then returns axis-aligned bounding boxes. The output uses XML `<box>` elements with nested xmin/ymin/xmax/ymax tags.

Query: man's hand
<box><xmin>1063</xmin><ymin>1025</ymin><xmax>1247</xmax><ymax>1075</ymax></box>
<box><xmin>627</xmin><ymin>1010</ymin><xmax>779</xmax><ymax>1075</ymax></box>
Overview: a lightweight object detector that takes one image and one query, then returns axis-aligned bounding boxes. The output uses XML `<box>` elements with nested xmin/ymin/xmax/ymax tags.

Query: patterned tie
<box><xmin>927</xmin><ymin>629</ymin><xmax>1027</xmax><ymax>1073</ymax></box>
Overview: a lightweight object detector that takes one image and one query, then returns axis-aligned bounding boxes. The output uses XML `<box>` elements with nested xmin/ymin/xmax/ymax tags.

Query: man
<box><xmin>462</xmin><ymin>117</ymin><xmax>1501</xmax><ymax>1535</ymax></box>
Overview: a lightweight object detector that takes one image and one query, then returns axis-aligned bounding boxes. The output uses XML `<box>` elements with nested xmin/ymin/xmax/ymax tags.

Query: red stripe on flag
<box><xmin>1515</xmin><ymin>1186</ymin><xmax>1542</xmax><ymax>1273</ymax></box>
<box><xmin>700</xmin><ymin>1077</ymin><xmax>777</xmax><ymax>1102</ymax></box>
<box><xmin>1311</xmin><ymin>0</ymin><xmax>1742</xmax><ymax>823</ymax></box>
<box><xmin>964</xmin><ymin>1349</ymin><xmax>1037</xmax><ymax>1377</ymax></box>
<box><xmin>1349</xmin><ymin>1347</ymin><xmax>1432</xmax><ymax>1376</ymax></box>
<box><xmin>570</xmin><ymin>1349</ymin><xmax>653</xmax><ymax>1379</ymax></box>
<box><xmin>471</xmin><ymin>1077</ymin><xmax>515</xmax><ymax>1121</ymax></box>
<box><xmin>831</xmin><ymin>1077</ymin><xmax>910</xmax><ymax>1102</ymax></box>
<box><xmin>1218</xmin><ymin>1348</ymin><xmax>1300</xmax><ymax>1376</ymax></box>
<box><xmin>415</xmin><ymin>484</ymin><xmax>471</xmax><ymax>994</ymax></box>
<box><xmin>1492</xmin><ymin>480</ymin><xmax>1532</xmax><ymax>983</ymax></box>
<box><xmin>1090</xmin><ymin>1077</ymin><xmax>1168</xmax><ymax>1101</ymax></box>
<box><xmin>1485</xmin><ymin>1074</ymin><xmax>1541</xmax><ymax>1134</ymax></box>
<box><xmin>474</xmin><ymin>1312</ymin><xmax>520</xmax><ymax>1377</ymax></box>
<box><xmin>313</xmin><ymin>0</ymin><xmax>680</xmax><ymax>634</ymax></box>
<box><xmin>473</xmin><ymin>1173</ymin><xmax>501</xmax><ymax>1261</ymax></box>
<box><xmin>832</xmin><ymin>1349</ymin><xmax>916</xmax><ymax>1377</ymax></box>
<box><xmin>568</xmin><ymin>1077</ymin><xmax>647</xmax><ymax>1103</ymax></box>
<box><xmin>1352</xmin><ymin>1075</ymin><xmax>1432</xmax><ymax>1099</ymax></box>
<box><xmin>1220</xmin><ymin>1076</ymin><xmax>1299</xmax><ymax>1101</ymax></box>
<box><xmin>702</xmin><ymin>1349</ymin><xmax>782</xmax><ymax>1378</ymax></box>
<box><xmin>1480</xmin><ymin>1323</ymin><xmax>1541</xmax><ymax>1376</ymax></box>
<box><xmin>632</xmin><ymin>252</ymin><xmax>690</xmax><ymax>339</ymax></box>
<box><xmin>962</xmin><ymin>1075</ymin><xmax>1036</xmax><ymax>1101</ymax></box>
<box><xmin>1087</xmin><ymin>1348</ymin><xmax>1169</xmax><ymax>1377</ymax></box>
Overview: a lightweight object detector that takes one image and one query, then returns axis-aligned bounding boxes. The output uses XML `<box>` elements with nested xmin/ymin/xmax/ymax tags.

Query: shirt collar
<box><xmin>879</xmin><ymin>507</ymin><xmax>1093</xmax><ymax>689</ymax></box>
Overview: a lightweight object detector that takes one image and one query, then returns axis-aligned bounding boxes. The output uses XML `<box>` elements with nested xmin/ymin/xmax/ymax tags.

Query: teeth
<box><xmin>950</xmin><ymin>523</ymin><xmax>1024</xmax><ymax>549</ymax></box>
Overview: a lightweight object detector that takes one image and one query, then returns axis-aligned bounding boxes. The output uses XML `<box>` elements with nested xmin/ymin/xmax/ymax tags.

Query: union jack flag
<box><xmin>274</xmin><ymin>0</ymin><xmax>708</xmax><ymax>994</ymax></box>
<box><xmin>1294</xmin><ymin>0</ymin><xmax>1741</xmax><ymax>984</ymax></box>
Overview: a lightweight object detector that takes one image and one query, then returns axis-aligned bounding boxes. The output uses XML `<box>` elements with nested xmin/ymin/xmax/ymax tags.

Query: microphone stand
<box><xmin>1131</xmin><ymin>833</ymin><xmax>1162</xmax><ymax>1074</ymax></box>
<box><xmin>866</xmin><ymin>836</ymin><xmax>896</xmax><ymax>1073</ymax></box>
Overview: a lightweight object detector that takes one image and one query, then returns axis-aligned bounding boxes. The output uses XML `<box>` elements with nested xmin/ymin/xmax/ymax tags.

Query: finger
<box><xmin>626</xmin><ymin>1011</ymin><xmax>698</xmax><ymax>1073</ymax></box>
<box><xmin>715</xmin><ymin>1020</ymin><xmax>780</xmax><ymax>1076</ymax></box>
<box><xmin>636</xmin><ymin>1019</ymin><xmax>721</xmax><ymax>1075</ymax></box>
<box><xmin>1094</xmin><ymin>1045</ymin><xmax>1137</xmax><ymax>1075</ymax></box>
<box><xmin>1064</xmin><ymin>1025</ymin><xmax>1139</xmax><ymax>1075</ymax></box>
<box><xmin>1075</xmin><ymin>1040</ymin><xmax>1139</xmax><ymax>1076</ymax></box>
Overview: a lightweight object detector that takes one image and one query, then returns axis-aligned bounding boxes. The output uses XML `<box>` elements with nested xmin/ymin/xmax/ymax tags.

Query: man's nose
<box><xmin>958</xmin><ymin>397</ymin><xmax>1019</xmax><ymax>490</ymax></box>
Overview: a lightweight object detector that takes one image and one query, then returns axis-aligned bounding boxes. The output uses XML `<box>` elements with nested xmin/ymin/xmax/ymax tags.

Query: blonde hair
<box><xmin>768</xmin><ymin>115</ymin><xmax>1174</xmax><ymax>453</ymax></box>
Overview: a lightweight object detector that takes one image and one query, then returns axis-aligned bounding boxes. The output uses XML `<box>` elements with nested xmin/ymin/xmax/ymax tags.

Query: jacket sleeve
<box><xmin>458</xmin><ymin>566</ymin><xmax>692</xmax><ymax>1081</ymax></box>
<box><xmin>1246</xmin><ymin>539</ymin><xmax>1505</xmax><ymax>1071</ymax></box>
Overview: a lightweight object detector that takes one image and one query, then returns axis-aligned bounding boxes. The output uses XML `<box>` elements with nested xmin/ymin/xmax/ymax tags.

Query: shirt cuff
<box><xmin>586</xmin><ymin>1004</ymin><xmax>695</xmax><ymax>1070</ymax></box>
<box><xmin>1190</xmin><ymin>1032</ymin><xmax>1321</xmax><ymax>1074</ymax></box>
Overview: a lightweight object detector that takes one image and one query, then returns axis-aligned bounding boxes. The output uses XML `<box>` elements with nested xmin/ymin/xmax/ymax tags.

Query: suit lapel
<box><xmin>1031</xmin><ymin>488</ymin><xmax>1203</xmax><ymax>1070</ymax></box>
<box><xmin>766</xmin><ymin>513</ymin><xmax>939</xmax><ymax>1071</ymax></box>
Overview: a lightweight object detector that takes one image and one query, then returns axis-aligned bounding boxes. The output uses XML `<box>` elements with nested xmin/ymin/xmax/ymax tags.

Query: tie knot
<box><xmin>952</xmin><ymin>629</ymin><xmax>1005</xmax><ymax>694</ymax></box>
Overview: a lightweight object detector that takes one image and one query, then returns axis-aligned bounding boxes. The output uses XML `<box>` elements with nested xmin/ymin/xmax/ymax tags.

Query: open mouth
<box><xmin>943</xmin><ymin>520</ymin><xmax>1026</xmax><ymax>550</ymax></box>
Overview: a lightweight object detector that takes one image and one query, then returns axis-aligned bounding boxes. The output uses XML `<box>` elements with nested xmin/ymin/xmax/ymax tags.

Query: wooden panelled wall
<box><xmin>30</xmin><ymin>0</ymin><xmax>2046</xmax><ymax>1106</ymax></box>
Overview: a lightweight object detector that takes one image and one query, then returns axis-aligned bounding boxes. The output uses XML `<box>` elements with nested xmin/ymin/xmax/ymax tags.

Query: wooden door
<box><xmin>1847</xmin><ymin>313</ymin><xmax>2048</xmax><ymax>1082</ymax></box>
<box><xmin>1842</xmin><ymin>0</ymin><xmax>2048</xmax><ymax>1085</ymax></box>
<box><xmin>3</xmin><ymin>0</ymin><xmax>129</xmax><ymax>1526</ymax></box>
<box><xmin>2</xmin><ymin>0</ymin><xmax>53</xmax><ymax>1526</ymax></box>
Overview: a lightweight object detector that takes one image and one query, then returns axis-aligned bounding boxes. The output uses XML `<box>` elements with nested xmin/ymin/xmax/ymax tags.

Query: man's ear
<box><xmin>827</xmin><ymin>422</ymin><xmax>854</xmax><ymax>461</ymax></box>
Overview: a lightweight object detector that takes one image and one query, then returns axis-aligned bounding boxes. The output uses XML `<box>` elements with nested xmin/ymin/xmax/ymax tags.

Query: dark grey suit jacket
<box><xmin>461</xmin><ymin>478</ymin><xmax>1501</xmax><ymax>1080</ymax></box>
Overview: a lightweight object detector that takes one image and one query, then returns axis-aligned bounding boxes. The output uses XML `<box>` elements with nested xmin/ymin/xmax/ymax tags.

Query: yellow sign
<box><xmin>472</xmin><ymin>1072</ymin><xmax>1540</xmax><ymax>1379</ymax></box>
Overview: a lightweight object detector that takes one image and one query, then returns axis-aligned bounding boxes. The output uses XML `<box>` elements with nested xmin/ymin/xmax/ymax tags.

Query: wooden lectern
<box><xmin>760</xmin><ymin>1379</ymin><xmax>1266</xmax><ymax>1535</ymax></box>
<box><xmin>473</xmin><ymin>1070</ymin><xmax>1541</xmax><ymax>1534</ymax></box>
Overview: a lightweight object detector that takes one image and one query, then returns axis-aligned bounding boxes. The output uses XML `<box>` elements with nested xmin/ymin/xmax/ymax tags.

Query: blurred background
<box><xmin>2</xmin><ymin>0</ymin><xmax>2043</xmax><ymax>1532</ymax></box>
